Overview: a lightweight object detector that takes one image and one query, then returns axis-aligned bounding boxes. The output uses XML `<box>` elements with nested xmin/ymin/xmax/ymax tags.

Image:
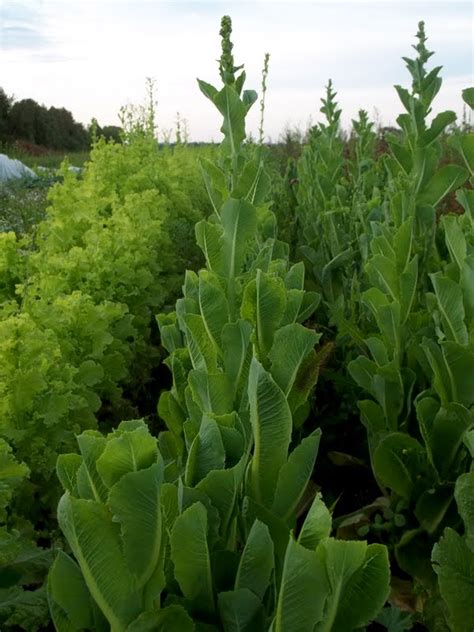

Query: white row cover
<box><xmin>0</xmin><ymin>153</ymin><xmax>36</xmax><ymax>182</ymax></box>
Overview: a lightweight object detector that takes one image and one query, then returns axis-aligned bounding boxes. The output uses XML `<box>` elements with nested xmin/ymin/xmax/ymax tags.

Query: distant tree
<box><xmin>0</xmin><ymin>88</ymin><xmax>13</xmax><ymax>143</ymax></box>
<box><xmin>101</xmin><ymin>125</ymin><xmax>122</xmax><ymax>143</ymax></box>
<box><xmin>8</xmin><ymin>98</ymin><xmax>43</xmax><ymax>143</ymax></box>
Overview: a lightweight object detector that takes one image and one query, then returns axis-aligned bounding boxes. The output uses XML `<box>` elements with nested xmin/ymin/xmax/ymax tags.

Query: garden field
<box><xmin>0</xmin><ymin>16</ymin><xmax>473</xmax><ymax>632</ymax></box>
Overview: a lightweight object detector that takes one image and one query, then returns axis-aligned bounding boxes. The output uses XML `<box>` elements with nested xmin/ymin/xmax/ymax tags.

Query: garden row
<box><xmin>0</xmin><ymin>16</ymin><xmax>473</xmax><ymax>631</ymax></box>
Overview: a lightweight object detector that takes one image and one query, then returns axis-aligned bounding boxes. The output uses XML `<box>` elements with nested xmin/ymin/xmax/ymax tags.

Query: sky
<box><xmin>1</xmin><ymin>1</ymin><xmax>473</xmax><ymax>142</ymax></box>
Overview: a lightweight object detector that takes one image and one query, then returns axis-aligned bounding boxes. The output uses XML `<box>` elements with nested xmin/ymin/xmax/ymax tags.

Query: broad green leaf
<box><xmin>422</xmin><ymin>111</ymin><xmax>457</xmax><ymax>147</ymax></box>
<box><xmin>57</xmin><ymin>494</ymin><xmax>140</xmax><ymax>630</ymax></box>
<box><xmin>273</xmin><ymin>537</ymin><xmax>327</xmax><ymax>632</ymax></box>
<box><xmin>424</xmin><ymin>341</ymin><xmax>474</xmax><ymax>408</ymax></box>
<box><xmin>158</xmin><ymin>391</ymin><xmax>186</xmax><ymax>437</ymax></box>
<box><xmin>298</xmin><ymin>493</ymin><xmax>332</xmax><ymax>550</ymax></box>
<box><xmin>198</xmin><ymin>271</ymin><xmax>229</xmax><ymax>351</ymax></box>
<box><xmin>232</xmin><ymin>158</ymin><xmax>270</xmax><ymax>206</ymax></box>
<box><xmin>272</xmin><ymin>430</ymin><xmax>321</xmax><ymax>523</ymax></box>
<box><xmin>214</xmin><ymin>86</ymin><xmax>247</xmax><ymax>160</ymax></box>
<box><xmin>287</xmin><ymin>348</ymin><xmax>323</xmax><ymax>421</ymax></box>
<box><xmin>108</xmin><ymin>462</ymin><xmax>164</xmax><ymax>588</ymax></box>
<box><xmin>235</xmin><ymin>520</ymin><xmax>274</xmax><ymax>600</ymax></box>
<box><xmin>189</xmin><ymin>370</ymin><xmax>235</xmax><ymax>415</ymax></box>
<box><xmin>47</xmin><ymin>550</ymin><xmax>94</xmax><ymax>631</ymax></box>
<box><xmin>459</xmin><ymin>133</ymin><xmax>474</xmax><ymax>174</ymax></box>
<box><xmin>126</xmin><ymin>606</ymin><xmax>195</xmax><ymax>631</ymax></box>
<box><xmin>56</xmin><ymin>454</ymin><xmax>82</xmax><ymax>494</ymax></box>
<box><xmin>429</xmin><ymin>274</ymin><xmax>468</xmax><ymax>345</ymax></box>
<box><xmin>76</xmin><ymin>432</ymin><xmax>108</xmax><ymax>502</ymax></box>
<box><xmin>195</xmin><ymin>220</ymin><xmax>224</xmax><ymax>274</ymax></box>
<box><xmin>373</xmin><ymin>433</ymin><xmax>430</xmax><ymax>499</ymax></box>
<box><xmin>400</xmin><ymin>256</ymin><xmax>418</xmax><ymax>321</ymax></box>
<box><xmin>285</xmin><ymin>262</ymin><xmax>305</xmax><ymax>290</ymax></box>
<box><xmin>418</xmin><ymin>165</ymin><xmax>468</xmax><ymax>208</ymax></box>
<box><xmin>314</xmin><ymin>540</ymin><xmax>390</xmax><ymax>632</ymax></box>
<box><xmin>281</xmin><ymin>289</ymin><xmax>304</xmax><ymax>325</ymax></box>
<box><xmin>462</xmin><ymin>87</ymin><xmax>474</xmax><ymax>109</ymax></box>
<box><xmin>432</xmin><ymin>528</ymin><xmax>474</xmax><ymax>632</ymax></box>
<box><xmin>442</xmin><ymin>215</ymin><xmax>466</xmax><ymax>272</ymax></box>
<box><xmin>222</xmin><ymin>319</ymin><xmax>253</xmax><ymax>390</ymax></box>
<box><xmin>218</xmin><ymin>589</ymin><xmax>263</xmax><ymax>632</ymax></box>
<box><xmin>348</xmin><ymin>355</ymin><xmax>378</xmax><ymax>394</ymax></box>
<box><xmin>185</xmin><ymin>416</ymin><xmax>226</xmax><ymax>486</ymax></box>
<box><xmin>96</xmin><ymin>424</ymin><xmax>158</xmax><ymax>489</ymax></box>
<box><xmin>416</xmin><ymin>397</ymin><xmax>473</xmax><ymax>479</ymax></box>
<box><xmin>184</xmin><ymin>314</ymin><xmax>218</xmax><ymax>372</ymax></box>
<box><xmin>221</xmin><ymin>198</ymin><xmax>257</xmax><ymax>280</ymax></box>
<box><xmin>200</xmin><ymin>157</ymin><xmax>227</xmax><ymax>214</ymax></box>
<box><xmin>241</xmin><ymin>270</ymin><xmax>286</xmax><ymax>358</ymax></box>
<box><xmin>197</xmin><ymin>457</ymin><xmax>247</xmax><ymax>535</ymax></box>
<box><xmin>170</xmin><ymin>501</ymin><xmax>214</xmax><ymax>612</ymax></box>
<box><xmin>268</xmin><ymin>324</ymin><xmax>321</xmax><ymax>396</ymax></box>
<box><xmin>393</xmin><ymin>219</ymin><xmax>413</xmax><ymax>272</ymax></box>
<box><xmin>455</xmin><ymin>472</ymin><xmax>474</xmax><ymax>552</ymax></box>
<box><xmin>366</xmin><ymin>255</ymin><xmax>398</xmax><ymax>302</ymax></box>
<box><xmin>415</xmin><ymin>486</ymin><xmax>454</xmax><ymax>535</ymax></box>
<box><xmin>297</xmin><ymin>290</ymin><xmax>321</xmax><ymax>323</ymax></box>
<box><xmin>197</xmin><ymin>79</ymin><xmax>218</xmax><ymax>102</ymax></box>
<box><xmin>248</xmin><ymin>358</ymin><xmax>292</xmax><ymax>507</ymax></box>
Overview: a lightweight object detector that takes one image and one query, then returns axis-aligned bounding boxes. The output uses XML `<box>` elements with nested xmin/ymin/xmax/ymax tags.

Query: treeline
<box><xmin>0</xmin><ymin>87</ymin><xmax>122</xmax><ymax>151</ymax></box>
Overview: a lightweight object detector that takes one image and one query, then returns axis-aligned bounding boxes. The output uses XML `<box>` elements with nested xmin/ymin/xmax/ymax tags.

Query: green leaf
<box><xmin>126</xmin><ymin>606</ymin><xmax>195</xmax><ymax>631</ymax></box>
<box><xmin>432</xmin><ymin>528</ymin><xmax>474</xmax><ymax>632</ymax></box>
<box><xmin>273</xmin><ymin>537</ymin><xmax>327</xmax><ymax>632</ymax></box>
<box><xmin>214</xmin><ymin>86</ymin><xmax>247</xmax><ymax>160</ymax></box>
<box><xmin>416</xmin><ymin>397</ymin><xmax>472</xmax><ymax>479</ymax></box>
<box><xmin>418</xmin><ymin>165</ymin><xmax>468</xmax><ymax>208</ymax></box>
<box><xmin>373</xmin><ymin>433</ymin><xmax>429</xmax><ymax>499</ymax></box>
<box><xmin>197</xmin><ymin>456</ymin><xmax>247</xmax><ymax>536</ymax></box>
<box><xmin>459</xmin><ymin>133</ymin><xmax>474</xmax><ymax>174</ymax></box>
<box><xmin>248</xmin><ymin>358</ymin><xmax>292</xmax><ymax>507</ymax></box>
<box><xmin>183</xmin><ymin>314</ymin><xmax>218</xmax><ymax>372</ymax></box>
<box><xmin>221</xmin><ymin>320</ymin><xmax>253</xmax><ymax>391</ymax></box>
<box><xmin>298</xmin><ymin>493</ymin><xmax>332</xmax><ymax>550</ymax></box>
<box><xmin>268</xmin><ymin>324</ymin><xmax>321</xmax><ymax>397</ymax></box>
<box><xmin>185</xmin><ymin>416</ymin><xmax>226</xmax><ymax>486</ymax></box>
<box><xmin>47</xmin><ymin>551</ymin><xmax>94</xmax><ymax>631</ymax></box>
<box><xmin>218</xmin><ymin>589</ymin><xmax>263</xmax><ymax>632</ymax></box>
<box><xmin>462</xmin><ymin>87</ymin><xmax>474</xmax><ymax>109</ymax></box>
<box><xmin>170</xmin><ymin>502</ymin><xmax>214</xmax><ymax>613</ymax></box>
<box><xmin>442</xmin><ymin>215</ymin><xmax>467</xmax><ymax>271</ymax></box>
<box><xmin>415</xmin><ymin>485</ymin><xmax>454</xmax><ymax>535</ymax></box>
<box><xmin>96</xmin><ymin>424</ymin><xmax>158</xmax><ymax>489</ymax></box>
<box><xmin>56</xmin><ymin>454</ymin><xmax>82</xmax><ymax>494</ymax></box>
<box><xmin>188</xmin><ymin>370</ymin><xmax>235</xmax><ymax>415</ymax></box>
<box><xmin>197</xmin><ymin>79</ymin><xmax>218</xmax><ymax>102</ymax></box>
<box><xmin>57</xmin><ymin>494</ymin><xmax>140</xmax><ymax>630</ymax></box>
<box><xmin>241</xmin><ymin>270</ymin><xmax>286</xmax><ymax>358</ymax></box>
<box><xmin>314</xmin><ymin>539</ymin><xmax>390</xmax><ymax>632</ymax></box>
<box><xmin>195</xmin><ymin>220</ymin><xmax>224</xmax><ymax>274</ymax></box>
<box><xmin>455</xmin><ymin>472</ymin><xmax>474</xmax><ymax>552</ymax></box>
<box><xmin>198</xmin><ymin>271</ymin><xmax>229</xmax><ymax>351</ymax></box>
<box><xmin>421</xmin><ymin>111</ymin><xmax>457</xmax><ymax>147</ymax></box>
<box><xmin>235</xmin><ymin>520</ymin><xmax>274</xmax><ymax>600</ymax></box>
<box><xmin>429</xmin><ymin>274</ymin><xmax>468</xmax><ymax>345</ymax></box>
<box><xmin>108</xmin><ymin>462</ymin><xmax>164</xmax><ymax>589</ymax></box>
<box><xmin>272</xmin><ymin>431</ymin><xmax>321</xmax><ymax>523</ymax></box>
<box><xmin>220</xmin><ymin>198</ymin><xmax>257</xmax><ymax>281</ymax></box>
<box><xmin>76</xmin><ymin>432</ymin><xmax>108</xmax><ymax>502</ymax></box>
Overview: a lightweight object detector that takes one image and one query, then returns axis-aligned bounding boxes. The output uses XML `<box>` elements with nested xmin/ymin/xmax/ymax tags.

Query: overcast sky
<box><xmin>1</xmin><ymin>1</ymin><xmax>472</xmax><ymax>142</ymax></box>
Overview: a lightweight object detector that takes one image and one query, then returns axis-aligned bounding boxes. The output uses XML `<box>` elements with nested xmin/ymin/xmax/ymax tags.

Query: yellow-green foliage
<box><xmin>0</xmin><ymin>134</ymin><xmax>211</xmax><ymax>513</ymax></box>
